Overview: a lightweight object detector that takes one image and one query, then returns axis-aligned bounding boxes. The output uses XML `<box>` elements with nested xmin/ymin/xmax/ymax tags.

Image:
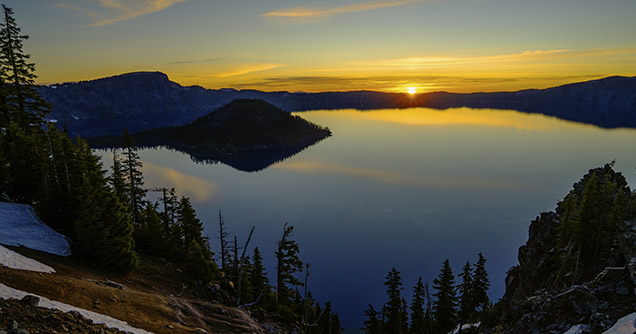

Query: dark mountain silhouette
<box><xmin>40</xmin><ymin>72</ymin><xmax>636</xmax><ymax>137</ymax></box>
<box><xmin>88</xmin><ymin>99</ymin><xmax>331</xmax><ymax>172</ymax></box>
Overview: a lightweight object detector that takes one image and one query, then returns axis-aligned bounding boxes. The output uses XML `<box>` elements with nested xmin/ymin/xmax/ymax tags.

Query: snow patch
<box><xmin>451</xmin><ymin>322</ymin><xmax>481</xmax><ymax>334</ymax></box>
<box><xmin>71</xmin><ymin>114</ymin><xmax>79</xmax><ymax>120</ymax></box>
<box><xmin>48</xmin><ymin>119</ymin><xmax>58</xmax><ymax>123</ymax></box>
<box><xmin>0</xmin><ymin>245</ymin><xmax>55</xmax><ymax>273</ymax></box>
<box><xmin>50</xmin><ymin>85</ymin><xmax>57</xmax><ymax>89</ymax></box>
<box><xmin>0</xmin><ymin>283</ymin><xmax>153</xmax><ymax>334</ymax></box>
<box><xmin>563</xmin><ymin>324</ymin><xmax>588</xmax><ymax>334</ymax></box>
<box><xmin>0</xmin><ymin>202</ymin><xmax>71</xmax><ymax>256</ymax></box>
<box><xmin>602</xmin><ymin>312</ymin><xmax>636</xmax><ymax>333</ymax></box>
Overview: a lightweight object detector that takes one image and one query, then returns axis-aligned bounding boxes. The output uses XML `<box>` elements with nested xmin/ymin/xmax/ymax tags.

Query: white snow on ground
<box><xmin>0</xmin><ymin>202</ymin><xmax>71</xmax><ymax>256</ymax></box>
<box><xmin>602</xmin><ymin>312</ymin><xmax>636</xmax><ymax>333</ymax></box>
<box><xmin>451</xmin><ymin>322</ymin><xmax>481</xmax><ymax>334</ymax></box>
<box><xmin>0</xmin><ymin>244</ymin><xmax>55</xmax><ymax>273</ymax></box>
<box><xmin>563</xmin><ymin>324</ymin><xmax>588</xmax><ymax>334</ymax></box>
<box><xmin>0</xmin><ymin>283</ymin><xmax>153</xmax><ymax>334</ymax></box>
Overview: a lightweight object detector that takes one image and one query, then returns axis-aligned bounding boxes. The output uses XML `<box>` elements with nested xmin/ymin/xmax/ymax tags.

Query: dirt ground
<box><xmin>0</xmin><ymin>246</ymin><xmax>268</xmax><ymax>334</ymax></box>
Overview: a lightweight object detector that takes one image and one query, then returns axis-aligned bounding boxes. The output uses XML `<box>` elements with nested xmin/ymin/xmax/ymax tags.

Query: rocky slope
<box><xmin>40</xmin><ymin>72</ymin><xmax>636</xmax><ymax>137</ymax></box>
<box><xmin>0</xmin><ymin>246</ymin><xmax>285</xmax><ymax>334</ymax></box>
<box><xmin>495</xmin><ymin>164</ymin><xmax>636</xmax><ymax>333</ymax></box>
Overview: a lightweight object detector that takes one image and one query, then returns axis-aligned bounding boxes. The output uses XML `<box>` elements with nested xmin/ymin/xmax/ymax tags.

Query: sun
<box><xmin>407</xmin><ymin>87</ymin><xmax>417</xmax><ymax>95</ymax></box>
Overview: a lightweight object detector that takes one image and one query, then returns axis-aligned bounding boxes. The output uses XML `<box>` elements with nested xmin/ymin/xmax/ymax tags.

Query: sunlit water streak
<box><xmin>98</xmin><ymin>107</ymin><xmax>636</xmax><ymax>330</ymax></box>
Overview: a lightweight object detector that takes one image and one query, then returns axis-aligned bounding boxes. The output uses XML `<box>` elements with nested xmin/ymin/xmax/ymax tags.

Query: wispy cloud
<box><xmin>57</xmin><ymin>0</ymin><xmax>188</xmax><ymax>26</ymax></box>
<box><xmin>215</xmin><ymin>63</ymin><xmax>282</xmax><ymax>78</ymax></box>
<box><xmin>261</xmin><ymin>0</ymin><xmax>422</xmax><ymax>21</ymax></box>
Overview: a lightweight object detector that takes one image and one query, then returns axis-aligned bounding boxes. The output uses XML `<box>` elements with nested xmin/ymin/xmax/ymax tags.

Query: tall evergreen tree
<box><xmin>433</xmin><ymin>259</ymin><xmax>457</xmax><ymax>334</ymax></box>
<box><xmin>410</xmin><ymin>277</ymin><xmax>427</xmax><ymax>334</ymax></box>
<box><xmin>250</xmin><ymin>247</ymin><xmax>268</xmax><ymax>296</ymax></box>
<box><xmin>178</xmin><ymin>196</ymin><xmax>206</xmax><ymax>248</ymax></box>
<box><xmin>275</xmin><ymin>222</ymin><xmax>303</xmax><ymax>304</ymax></box>
<box><xmin>472</xmin><ymin>253</ymin><xmax>490</xmax><ymax>312</ymax></box>
<box><xmin>73</xmin><ymin>139</ymin><xmax>138</xmax><ymax>272</ymax></box>
<box><xmin>135</xmin><ymin>201</ymin><xmax>167</xmax><ymax>254</ymax></box>
<box><xmin>362</xmin><ymin>304</ymin><xmax>383</xmax><ymax>334</ymax></box>
<box><xmin>383</xmin><ymin>267</ymin><xmax>407</xmax><ymax>334</ymax></box>
<box><xmin>458</xmin><ymin>261</ymin><xmax>475</xmax><ymax>324</ymax></box>
<box><xmin>110</xmin><ymin>153</ymin><xmax>128</xmax><ymax>205</ymax></box>
<box><xmin>122</xmin><ymin>131</ymin><xmax>146</xmax><ymax>226</ymax></box>
<box><xmin>0</xmin><ymin>5</ymin><xmax>49</xmax><ymax>128</ymax></box>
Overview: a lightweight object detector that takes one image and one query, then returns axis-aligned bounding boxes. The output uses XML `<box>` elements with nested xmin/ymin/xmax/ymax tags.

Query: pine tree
<box><xmin>122</xmin><ymin>131</ymin><xmax>146</xmax><ymax>226</ymax></box>
<box><xmin>73</xmin><ymin>139</ymin><xmax>138</xmax><ymax>272</ymax></box>
<box><xmin>185</xmin><ymin>238</ymin><xmax>214</xmax><ymax>282</ymax></box>
<box><xmin>410</xmin><ymin>277</ymin><xmax>427</xmax><ymax>334</ymax></box>
<box><xmin>0</xmin><ymin>5</ymin><xmax>49</xmax><ymax>128</ymax></box>
<box><xmin>472</xmin><ymin>253</ymin><xmax>490</xmax><ymax>312</ymax></box>
<box><xmin>433</xmin><ymin>259</ymin><xmax>457</xmax><ymax>334</ymax></box>
<box><xmin>100</xmin><ymin>188</ymin><xmax>139</xmax><ymax>272</ymax></box>
<box><xmin>275</xmin><ymin>222</ymin><xmax>303</xmax><ymax>304</ymax></box>
<box><xmin>250</xmin><ymin>247</ymin><xmax>268</xmax><ymax>296</ymax></box>
<box><xmin>557</xmin><ymin>192</ymin><xmax>579</xmax><ymax>248</ymax></box>
<box><xmin>362</xmin><ymin>304</ymin><xmax>383</xmax><ymax>334</ymax></box>
<box><xmin>110</xmin><ymin>153</ymin><xmax>128</xmax><ymax>205</ymax></box>
<box><xmin>383</xmin><ymin>267</ymin><xmax>407</xmax><ymax>334</ymax></box>
<box><xmin>424</xmin><ymin>281</ymin><xmax>434</xmax><ymax>333</ymax></box>
<box><xmin>331</xmin><ymin>313</ymin><xmax>344</xmax><ymax>334</ymax></box>
<box><xmin>458</xmin><ymin>261</ymin><xmax>475</xmax><ymax>324</ymax></box>
<box><xmin>178</xmin><ymin>196</ymin><xmax>206</xmax><ymax>248</ymax></box>
<box><xmin>135</xmin><ymin>201</ymin><xmax>167</xmax><ymax>254</ymax></box>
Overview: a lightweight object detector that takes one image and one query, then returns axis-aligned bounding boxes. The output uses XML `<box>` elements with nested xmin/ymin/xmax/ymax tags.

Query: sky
<box><xmin>4</xmin><ymin>0</ymin><xmax>636</xmax><ymax>93</ymax></box>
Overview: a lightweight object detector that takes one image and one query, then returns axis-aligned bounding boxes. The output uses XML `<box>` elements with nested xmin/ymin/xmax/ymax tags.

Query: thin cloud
<box><xmin>262</xmin><ymin>0</ymin><xmax>421</xmax><ymax>21</ymax></box>
<box><xmin>57</xmin><ymin>0</ymin><xmax>188</xmax><ymax>26</ymax></box>
<box><xmin>215</xmin><ymin>63</ymin><xmax>282</xmax><ymax>78</ymax></box>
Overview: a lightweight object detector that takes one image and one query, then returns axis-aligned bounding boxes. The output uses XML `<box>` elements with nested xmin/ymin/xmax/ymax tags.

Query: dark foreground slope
<box><xmin>40</xmin><ymin>72</ymin><xmax>636</xmax><ymax>137</ymax></box>
<box><xmin>89</xmin><ymin>99</ymin><xmax>332</xmax><ymax>171</ymax></box>
<box><xmin>490</xmin><ymin>164</ymin><xmax>636</xmax><ymax>333</ymax></box>
<box><xmin>0</xmin><ymin>246</ymin><xmax>276</xmax><ymax>334</ymax></box>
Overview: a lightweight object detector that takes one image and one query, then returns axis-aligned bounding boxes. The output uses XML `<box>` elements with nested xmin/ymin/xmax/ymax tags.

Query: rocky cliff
<box><xmin>497</xmin><ymin>164</ymin><xmax>636</xmax><ymax>333</ymax></box>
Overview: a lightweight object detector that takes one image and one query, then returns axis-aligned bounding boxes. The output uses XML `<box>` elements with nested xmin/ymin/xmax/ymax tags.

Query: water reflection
<box><xmin>274</xmin><ymin>160</ymin><xmax>531</xmax><ymax>190</ymax></box>
<box><xmin>143</xmin><ymin>162</ymin><xmax>218</xmax><ymax>202</ymax></box>
<box><xmin>98</xmin><ymin>108</ymin><xmax>636</xmax><ymax>330</ymax></box>
<box><xmin>188</xmin><ymin>141</ymin><xmax>328</xmax><ymax>172</ymax></box>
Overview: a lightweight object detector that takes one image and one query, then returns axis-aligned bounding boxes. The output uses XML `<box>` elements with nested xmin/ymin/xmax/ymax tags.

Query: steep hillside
<box><xmin>0</xmin><ymin>247</ymin><xmax>273</xmax><ymax>333</ymax></box>
<box><xmin>494</xmin><ymin>164</ymin><xmax>636</xmax><ymax>333</ymax></box>
<box><xmin>40</xmin><ymin>72</ymin><xmax>636</xmax><ymax>137</ymax></box>
<box><xmin>0</xmin><ymin>202</ymin><xmax>283</xmax><ymax>333</ymax></box>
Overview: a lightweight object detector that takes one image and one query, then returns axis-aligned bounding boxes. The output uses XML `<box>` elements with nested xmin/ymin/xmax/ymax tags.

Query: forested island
<box><xmin>88</xmin><ymin>99</ymin><xmax>332</xmax><ymax>171</ymax></box>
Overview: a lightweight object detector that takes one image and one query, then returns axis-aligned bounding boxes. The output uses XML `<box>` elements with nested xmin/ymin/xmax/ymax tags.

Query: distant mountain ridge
<box><xmin>40</xmin><ymin>72</ymin><xmax>636</xmax><ymax>137</ymax></box>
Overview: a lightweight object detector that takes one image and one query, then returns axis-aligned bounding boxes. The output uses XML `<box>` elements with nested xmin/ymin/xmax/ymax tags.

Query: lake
<box><xmin>99</xmin><ymin>107</ymin><xmax>636</xmax><ymax>330</ymax></box>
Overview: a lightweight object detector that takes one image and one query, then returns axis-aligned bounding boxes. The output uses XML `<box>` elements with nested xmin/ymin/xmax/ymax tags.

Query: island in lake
<box><xmin>88</xmin><ymin>99</ymin><xmax>332</xmax><ymax>172</ymax></box>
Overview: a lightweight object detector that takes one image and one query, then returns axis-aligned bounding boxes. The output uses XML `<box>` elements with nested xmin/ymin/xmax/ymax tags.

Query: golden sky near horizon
<box><xmin>4</xmin><ymin>0</ymin><xmax>636</xmax><ymax>93</ymax></box>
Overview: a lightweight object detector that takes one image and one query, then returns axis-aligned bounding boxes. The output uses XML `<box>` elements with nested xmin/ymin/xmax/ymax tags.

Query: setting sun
<box><xmin>407</xmin><ymin>87</ymin><xmax>417</xmax><ymax>95</ymax></box>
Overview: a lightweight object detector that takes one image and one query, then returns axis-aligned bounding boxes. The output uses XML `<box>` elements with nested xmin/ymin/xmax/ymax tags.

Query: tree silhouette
<box><xmin>433</xmin><ymin>259</ymin><xmax>457</xmax><ymax>334</ymax></box>
<box><xmin>0</xmin><ymin>4</ymin><xmax>49</xmax><ymax>128</ymax></box>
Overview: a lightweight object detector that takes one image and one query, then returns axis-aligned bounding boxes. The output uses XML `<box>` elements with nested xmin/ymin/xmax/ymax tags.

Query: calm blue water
<box><xmin>100</xmin><ymin>107</ymin><xmax>636</xmax><ymax>329</ymax></box>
